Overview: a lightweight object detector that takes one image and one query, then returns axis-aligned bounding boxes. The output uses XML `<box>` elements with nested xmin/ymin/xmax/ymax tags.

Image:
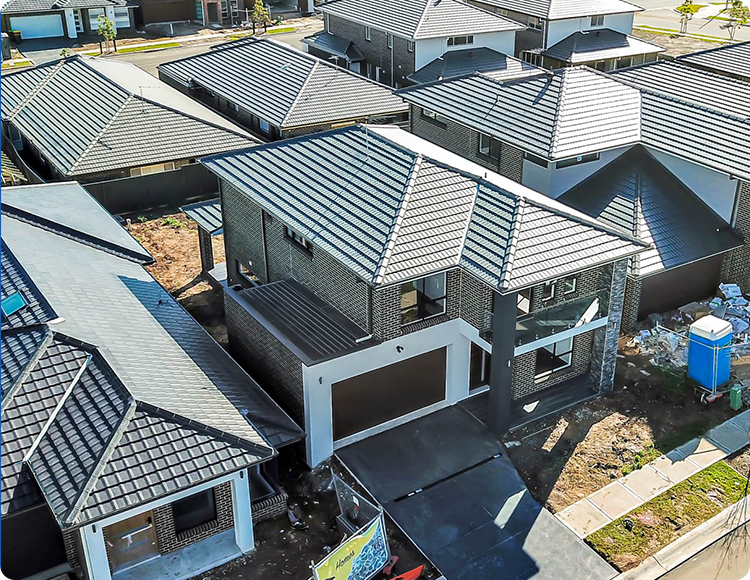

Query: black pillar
<box><xmin>487</xmin><ymin>291</ymin><xmax>517</xmax><ymax>436</ymax></box>
<box><xmin>198</xmin><ymin>227</ymin><xmax>214</xmax><ymax>274</ymax></box>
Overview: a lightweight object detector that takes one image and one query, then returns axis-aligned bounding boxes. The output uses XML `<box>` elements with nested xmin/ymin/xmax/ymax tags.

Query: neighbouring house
<box><xmin>468</xmin><ymin>0</ymin><xmax>664</xmax><ymax>70</ymax></box>
<box><xmin>158</xmin><ymin>37</ymin><xmax>409</xmax><ymax>141</ymax></box>
<box><xmin>201</xmin><ymin>124</ymin><xmax>648</xmax><ymax>466</ymax></box>
<box><xmin>397</xmin><ymin>62</ymin><xmax>750</xmax><ymax>330</ymax></box>
<box><xmin>676</xmin><ymin>40</ymin><xmax>750</xmax><ymax>83</ymax></box>
<box><xmin>307</xmin><ymin>0</ymin><xmax>525</xmax><ymax>87</ymax></box>
<box><xmin>0</xmin><ymin>181</ymin><xmax>303</xmax><ymax>580</ymax></box>
<box><xmin>134</xmin><ymin>0</ymin><xmax>294</xmax><ymax>29</ymax></box>
<box><xmin>1</xmin><ymin>55</ymin><xmax>258</xmax><ymax>214</ymax></box>
<box><xmin>0</xmin><ymin>0</ymin><xmax>134</xmax><ymax>40</ymax></box>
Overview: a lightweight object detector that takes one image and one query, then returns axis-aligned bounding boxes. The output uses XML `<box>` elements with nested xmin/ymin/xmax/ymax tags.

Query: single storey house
<box><xmin>0</xmin><ymin>181</ymin><xmax>303</xmax><ymax>580</ymax></box>
<box><xmin>201</xmin><ymin>124</ymin><xmax>648</xmax><ymax>466</ymax></box>
<box><xmin>1</xmin><ymin>55</ymin><xmax>257</xmax><ymax>214</ymax></box>
<box><xmin>158</xmin><ymin>37</ymin><xmax>409</xmax><ymax>141</ymax></box>
<box><xmin>676</xmin><ymin>40</ymin><xmax>750</xmax><ymax>83</ymax></box>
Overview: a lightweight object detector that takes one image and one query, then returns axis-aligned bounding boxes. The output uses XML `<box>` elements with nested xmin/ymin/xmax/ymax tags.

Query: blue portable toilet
<box><xmin>688</xmin><ymin>315</ymin><xmax>732</xmax><ymax>392</ymax></box>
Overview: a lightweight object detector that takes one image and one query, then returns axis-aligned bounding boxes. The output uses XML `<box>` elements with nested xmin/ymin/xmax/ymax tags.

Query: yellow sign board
<box><xmin>313</xmin><ymin>515</ymin><xmax>389</xmax><ymax>580</ymax></box>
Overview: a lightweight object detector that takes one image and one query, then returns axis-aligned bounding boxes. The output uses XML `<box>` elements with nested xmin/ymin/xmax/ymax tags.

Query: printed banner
<box><xmin>313</xmin><ymin>514</ymin><xmax>389</xmax><ymax>580</ymax></box>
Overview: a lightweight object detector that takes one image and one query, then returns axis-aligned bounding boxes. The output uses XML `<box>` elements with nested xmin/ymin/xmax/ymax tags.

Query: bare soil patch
<box><xmin>632</xmin><ymin>29</ymin><xmax>727</xmax><ymax>56</ymax></box>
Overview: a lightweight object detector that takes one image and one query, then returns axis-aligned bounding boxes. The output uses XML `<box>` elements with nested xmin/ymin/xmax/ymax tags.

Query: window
<box><xmin>542</xmin><ymin>281</ymin><xmax>555</xmax><ymax>302</ymax></box>
<box><xmin>594</xmin><ymin>60</ymin><xmax>607</xmax><ymax>72</ymax></box>
<box><xmin>590</xmin><ymin>14</ymin><xmax>605</xmax><ymax>27</ymax></box>
<box><xmin>130</xmin><ymin>161</ymin><xmax>175</xmax><ymax>176</ymax></box>
<box><xmin>1</xmin><ymin>292</ymin><xmax>27</xmax><ymax>318</ymax></box>
<box><xmin>237</xmin><ymin>261</ymin><xmax>260</xmax><ymax>285</ymax></box>
<box><xmin>72</xmin><ymin>8</ymin><xmax>84</xmax><ymax>32</ymax></box>
<box><xmin>616</xmin><ymin>56</ymin><xmax>633</xmax><ymax>69</ymax></box>
<box><xmin>8</xmin><ymin>124</ymin><xmax>23</xmax><ymax>150</ymax></box>
<box><xmin>249</xmin><ymin>465</ymin><xmax>276</xmax><ymax>502</ymax></box>
<box><xmin>447</xmin><ymin>35</ymin><xmax>474</xmax><ymax>46</ymax></box>
<box><xmin>228</xmin><ymin>102</ymin><xmax>239</xmax><ymax>112</ymax></box>
<box><xmin>562</xmin><ymin>276</ymin><xmax>577</xmax><ymax>294</ymax></box>
<box><xmin>407</xmin><ymin>40</ymin><xmax>414</xmax><ymax>52</ymax></box>
<box><xmin>89</xmin><ymin>7</ymin><xmax>105</xmax><ymax>30</ymax></box>
<box><xmin>556</xmin><ymin>152</ymin><xmax>600</xmax><ymax>169</ymax></box>
<box><xmin>517</xmin><ymin>288</ymin><xmax>531</xmax><ymax>317</ymax></box>
<box><xmin>478</xmin><ymin>133</ymin><xmax>501</xmax><ymax>160</ymax></box>
<box><xmin>527</xmin><ymin>16</ymin><xmax>543</xmax><ymax>30</ymax></box>
<box><xmin>259</xmin><ymin>119</ymin><xmax>271</xmax><ymax>134</ymax></box>
<box><xmin>523</xmin><ymin>151</ymin><xmax>548</xmax><ymax>168</ymax></box>
<box><xmin>422</xmin><ymin>107</ymin><xmax>448</xmax><ymax>125</ymax></box>
<box><xmin>387</xmin><ymin>33</ymin><xmax>393</xmax><ymax>48</ymax></box>
<box><xmin>522</xmin><ymin>51</ymin><xmax>543</xmax><ymax>66</ymax></box>
<box><xmin>367</xmin><ymin>62</ymin><xmax>374</xmax><ymax>79</ymax></box>
<box><xmin>470</xmin><ymin>342</ymin><xmax>492</xmax><ymax>390</ymax></box>
<box><xmin>172</xmin><ymin>489</ymin><xmax>217</xmax><ymax>535</ymax></box>
<box><xmin>400</xmin><ymin>272</ymin><xmax>447</xmax><ymax>324</ymax></box>
<box><xmin>535</xmin><ymin>337</ymin><xmax>573</xmax><ymax>379</ymax></box>
<box><xmin>285</xmin><ymin>226</ymin><xmax>311</xmax><ymax>252</ymax></box>
<box><xmin>496</xmin><ymin>7</ymin><xmax>508</xmax><ymax>15</ymax></box>
<box><xmin>113</xmin><ymin>6</ymin><xmax>130</xmax><ymax>27</ymax></box>
<box><xmin>365</xmin><ymin>25</ymin><xmax>371</xmax><ymax>41</ymax></box>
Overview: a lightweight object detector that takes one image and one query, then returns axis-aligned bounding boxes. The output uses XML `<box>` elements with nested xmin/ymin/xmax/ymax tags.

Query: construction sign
<box><xmin>313</xmin><ymin>514</ymin><xmax>390</xmax><ymax>580</ymax></box>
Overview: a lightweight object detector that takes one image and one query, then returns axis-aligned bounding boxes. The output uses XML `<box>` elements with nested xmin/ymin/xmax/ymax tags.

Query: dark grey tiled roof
<box><xmin>1</xmin><ymin>57</ymin><xmax>253</xmax><ymax>177</ymax></box>
<box><xmin>1</xmin><ymin>241</ymin><xmax>57</xmax><ymax>331</ymax></box>
<box><xmin>317</xmin><ymin>0</ymin><xmax>523</xmax><ymax>39</ymax></box>
<box><xmin>398</xmin><ymin>67</ymin><xmax>642</xmax><ymax>159</ymax></box>
<box><xmin>3</xmin><ymin>0</ymin><xmax>124</xmax><ymax>13</ymax></box>
<box><xmin>158</xmin><ymin>38</ymin><xmax>406</xmax><ymax>129</ymax></box>
<box><xmin>302</xmin><ymin>31</ymin><xmax>365</xmax><ymax>63</ymax></box>
<box><xmin>204</xmin><ymin>125</ymin><xmax>648</xmax><ymax>292</ymax></box>
<box><xmin>559</xmin><ymin>147</ymin><xmax>743</xmax><ymax>277</ymax></box>
<box><xmin>232</xmin><ymin>280</ymin><xmax>377</xmax><ymax>366</ymax></box>
<box><xmin>1</xmin><ymin>325</ymin><xmax>52</xmax><ymax>403</ymax></box>
<box><xmin>676</xmin><ymin>40</ymin><xmax>750</xmax><ymax>81</ymax></box>
<box><xmin>408</xmin><ymin>48</ymin><xmax>544</xmax><ymax>84</ymax></box>
<box><xmin>541</xmin><ymin>29</ymin><xmax>664</xmax><ymax>64</ymax></box>
<box><xmin>181</xmin><ymin>198</ymin><xmax>223</xmax><ymax>234</ymax></box>
<box><xmin>469</xmin><ymin>0</ymin><xmax>641</xmax><ymax>19</ymax></box>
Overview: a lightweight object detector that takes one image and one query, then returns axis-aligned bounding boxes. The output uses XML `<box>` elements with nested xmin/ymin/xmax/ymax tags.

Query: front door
<box><xmin>104</xmin><ymin>511</ymin><xmax>159</xmax><ymax>572</ymax></box>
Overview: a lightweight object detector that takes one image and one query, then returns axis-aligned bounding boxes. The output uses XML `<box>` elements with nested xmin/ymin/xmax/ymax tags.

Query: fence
<box><xmin>84</xmin><ymin>163</ymin><xmax>219</xmax><ymax>214</ymax></box>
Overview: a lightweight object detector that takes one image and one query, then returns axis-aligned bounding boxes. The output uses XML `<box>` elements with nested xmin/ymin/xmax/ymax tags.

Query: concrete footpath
<box><xmin>558</xmin><ymin>409</ymin><xmax>750</xmax><ymax>538</ymax></box>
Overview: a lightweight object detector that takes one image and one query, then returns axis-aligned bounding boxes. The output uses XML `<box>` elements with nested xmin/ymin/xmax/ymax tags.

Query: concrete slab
<box><xmin>675</xmin><ymin>437</ymin><xmax>726</xmax><ymax>468</ymax></box>
<box><xmin>728</xmin><ymin>409</ymin><xmax>750</xmax><ymax>434</ymax></box>
<box><xmin>557</xmin><ymin>500</ymin><xmax>611</xmax><ymax>538</ymax></box>
<box><xmin>588</xmin><ymin>482</ymin><xmax>642</xmax><ymax>520</ymax></box>
<box><xmin>622</xmin><ymin>466</ymin><xmax>673</xmax><ymax>499</ymax></box>
<box><xmin>705</xmin><ymin>421</ymin><xmax>750</xmax><ymax>454</ymax></box>
<box><xmin>651</xmin><ymin>452</ymin><xmax>701</xmax><ymax>483</ymax></box>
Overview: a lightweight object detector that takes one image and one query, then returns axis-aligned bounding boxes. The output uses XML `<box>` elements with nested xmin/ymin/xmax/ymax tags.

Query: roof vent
<box><xmin>1</xmin><ymin>291</ymin><xmax>27</xmax><ymax>318</ymax></box>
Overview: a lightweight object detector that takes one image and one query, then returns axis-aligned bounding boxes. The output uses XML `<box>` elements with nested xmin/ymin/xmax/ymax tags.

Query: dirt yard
<box><xmin>632</xmin><ymin>29</ymin><xmax>726</xmax><ymax>56</ymax></box>
<box><xmin>125</xmin><ymin>208</ymin><xmax>228</xmax><ymax>345</ymax></box>
<box><xmin>504</xmin><ymin>355</ymin><xmax>742</xmax><ymax>514</ymax></box>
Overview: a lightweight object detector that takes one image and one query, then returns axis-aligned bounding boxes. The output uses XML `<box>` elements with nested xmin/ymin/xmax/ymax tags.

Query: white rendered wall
<box><xmin>546</xmin><ymin>13</ymin><xmax>634</xmax><ymax>47</ymax></box>
<box><xmin>63</xmin><ymin>8</ymin><xmax>77</xmax><ymax>38</ymax></box>
<box><xmin>414</xmin><ymin>30</ymin><xmax>516</xmax><ymax>70</ymax></box>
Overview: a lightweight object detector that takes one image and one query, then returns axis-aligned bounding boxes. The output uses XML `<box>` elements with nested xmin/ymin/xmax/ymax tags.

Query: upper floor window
<box><xmin>523</xmin><ymin>151</ymin><xmax>548</xmax><ymax>168</ymax></box>
<box><xmin>365</xmin><ymin>25</ymin><xmax>371</xmax><ymax>41</ymax></box>
<box><xmin>527</xmin><ymin>16</ymin><xmax>543</xmax><ymax>30</ymax></box>
<box><xmin>517</xmin><ymin>288</ymin><xmax>531</xmax><ymax>317</ymax></box>
<box><xmin>447</xmin><ymin>35</ymin><xmax>474</xmax><ymax>46</ymax></box>
<box><xmin>478</xmin><ymin>133</ymin><xmax>501</xmax><ymax>160</ymax></box>
<box><xmin>590</xmin><ymin>14</ymin><xmax>605</xmax><ymax>27</ymax></box>
<box><xmin>616</xmin><ymin>56</ymin><xmax>633</xmax><ymax>69</ymax></box>
<box><xmin>259</xmin><ymin>119</ymin><xmax>271</xmax><ymax>134</ymax></box>
<box><xmin>228</xmin><ymin>101</ymin><xmax>239</xmax><ymax>112</ymax></box>
<box><xmin>542</xmin><ymin>280</ymin><xmax>555</xmax><ymax>302</ymax></box>
<box><xmin>422</xmin><ymin>107</ymin><xmax>448</xmax><ymax>125</ymax></box>
<box><xmin>556</xmin><ymin>152</ymin><xmax>600</xmax><ymax>169</ymax></box>
<box><xmin>407</xmin><ymin>40</ymin><xmax>414</xmax><ymax>52</ymax></box>
<box><xmin>285</xmin><ymin>226</ymin><xmax>311</xmax><ymax>253</ymax></box>
<box><xmin>400</xmin><ymin>272</ymin><xmax>447</xmax><ymax>325</ymax></box>
<box><xmin>387</xmin><ymin>33</ymin><xmax>393</xmax><ymax>49</ymax></box>
<box><xmin>522</xmin><ymin>51</ymin><xmax>543</xmax><ymax>66</ymax></box>
<box><xmin>130</xmin><ymin>161</ymin><xmax>175</xmax><ymax>177</ymax></box>
<box><xmin>562</xmin><ymin>276</ymin><xmax>577</xmax><ymax>294</ymax></box>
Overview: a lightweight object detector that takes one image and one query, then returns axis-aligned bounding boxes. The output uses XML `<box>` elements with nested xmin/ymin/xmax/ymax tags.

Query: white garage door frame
<box><xmin>9</xmin><ymin>14</ymin><xmax>64</xmax><ymax>39</ymax></box>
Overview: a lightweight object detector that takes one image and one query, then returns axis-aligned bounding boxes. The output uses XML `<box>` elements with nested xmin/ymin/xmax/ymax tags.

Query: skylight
<box><xmin>1</xmin><ymin>292</ymin><xmax>28</xmax><ymax>317</ymax></box>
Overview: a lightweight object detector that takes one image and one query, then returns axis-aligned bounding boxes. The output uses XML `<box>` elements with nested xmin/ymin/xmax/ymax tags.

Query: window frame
<box><xmin>527</xmin><ymin>16</ymin><xmax>543</xmax><ymax>30</ymax></box>
<box><xmin>407</xmin><ymin>39</ymin><xmax>414</xmax><ymax>52</ymax></box>
<box><xmin>130</xmin><ymin>161</ymin><xmax>175</xmax><ymax>177</ymax></box>
<box><xmin>447</xmin><ymin>35</ymin><xmax>474</xmax><ymax>47</ymax></box>
<box><xmin>400</xmin><ymin>272</ymin><xmax>447</xmax><ymax>325</ymax></box>
<box><xmin>258</xmin><ymin>119</ymin><xmax>271</xmax><ymax>134</ymax></box>
<box><xmin>523</xmin><ymin>151</ymin><xmax>548</xmax><ymax>168</ymax></box>
<box><xmin>421</xmin><ymin>107</ymin><xmax>448</xmax><ymax>126</ymax></box>
<box><xmin>535</xmin><ymin>336</ymin><xmax>574</xmax><ymax>380</ymax></box>
<box><xmin>285</xmin><ymin>226</ymin><xmax>312</xmax><ymax>253</ymax></box>
<box><xmin>171</xmin><ymin>489</ymin><xmax>217</xmax><ymax>536</ymax></box>
<box><xmin>555</xmin><ymin>152</ymin><xmax>600</xmax><ymax>169</ymax></box>
<box><xmin>562</xmin><ymin>276</ymin><xmax>577</xmax><ymax>295</ymax></box>
<box><xmin>590</xmin><ymin>14</ymin><xmax>605</xmax><ymax>27</ymax></box>
<box><xmin>387</xmin><ymin>33</ymin><xmax>393</xmax><ymax>49</ymax></box>
<box><xmin>365</xmin><ymin>25</ymin><xmax>371</xmax><ymax>41</ymax></box>
<box><xmin>541</xmin><ymin>280</ymin><xmax>555</xmax><ymax>302</ymax></box>
<box><xmin>516</xmin><ymin>288</ymin><xmax>532</xmax><ymax>317</ymax></box>
<box><xmin>478</xmin><ymin>133</ymin><xmax>502</xmax><ymax>160</ymax></box>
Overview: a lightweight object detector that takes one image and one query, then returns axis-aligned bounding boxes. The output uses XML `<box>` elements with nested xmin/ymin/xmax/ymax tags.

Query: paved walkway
<box><xmin>557</xmin><ymin>409</ymin><xmax>750</xmax><ymax>538</ymax></box>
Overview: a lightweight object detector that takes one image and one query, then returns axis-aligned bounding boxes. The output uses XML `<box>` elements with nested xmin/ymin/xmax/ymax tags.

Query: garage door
<box><xmin>10</xmin><ymin>14</ymin><xmax>64</xmax><ymax>39</ymax></box>
<box><xmin>332</xmin><ymin>347</ymin><xmax>446</xmax><ymax>440</ymax></box>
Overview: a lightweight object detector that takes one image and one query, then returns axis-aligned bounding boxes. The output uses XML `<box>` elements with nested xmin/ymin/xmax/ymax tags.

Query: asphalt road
<box><xmin>633</xmin><ymin>2</ymin><xmax>750</xmax><ymax>41</ymax></box>
<box><xmin>660</xmin><ymin>523</ymin><xmax>750</xmax><ymax>580</ymax></box>
<box><xmin>109</xmin><ymin>28</ymin><xmax>316</xmax><ymax>76</ymax></box>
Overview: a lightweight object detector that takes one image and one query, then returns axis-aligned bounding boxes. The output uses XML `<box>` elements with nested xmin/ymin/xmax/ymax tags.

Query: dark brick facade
<box><xmin>62</xmin><ymin>528</ymin><xmax>81</xmax><ymax>572</ymax></box>
<box><xmin>409</xmin><ymin>105</ymin><xmax>524</xmax><ymax>182</ymax></box>
<box><xmin>621</xmin><ymin>276</ymin><xmax>642</xmax><ymax>333</ymax></box>
<box><xmin>327</xmin><ymin>15</ymin><xmax>416</xmax><ymax>86</ymax></box>
<box><xmin>460</xmin><ymin>271</ymin><xmax>495</xmax><ymax>333</ymax></box>
<box><xmin>252</xmin><ymin>489</ymin><xmax>289</xmax><ymax>523</ymax></box>
<box><xmin>722</xmin><ymin>180</ymin><xmax>750</xmax><ymax>293</ymax></box>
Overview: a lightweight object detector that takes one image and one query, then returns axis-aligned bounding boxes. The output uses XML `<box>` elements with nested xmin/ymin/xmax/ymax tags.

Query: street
<box><xmin>660</xmin><ymin>523</ymin><xmax>750</xmax><ymax>580</ymax></box>
<box><xmin>633</xmin><ymin>1</ymin><xmax>750</xmax><ymax>42</ymax></box>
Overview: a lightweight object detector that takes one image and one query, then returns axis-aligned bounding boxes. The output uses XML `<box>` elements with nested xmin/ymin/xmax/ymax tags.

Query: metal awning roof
<box><xmin>181</xmin><ymin>197</ymin><xmax>222</xmax><ymax>235</ymax></box>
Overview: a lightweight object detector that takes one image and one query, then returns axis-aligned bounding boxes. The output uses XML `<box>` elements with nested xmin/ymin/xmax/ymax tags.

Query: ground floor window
<box><xmin>130</xmin><ymin>161</ymin><xmax>175</xmax><ymax>176</ymax></box>
<box><xmin>249</xmin><ymin>465</ymin><xmax>276</xmax><ymax>502</ymax></box>
<box><xmin>88</xmin><ymin>7</ymin><xmax>105</xmax><ymax>30</ymax></box>
<box><xmin>535</xmin><ymin>336</ymin><xmax>573</xmax><ymax>382</ymax></box>
<box><xmin>113</xmin><ymin>6</ymin><xmax>130</xmax><ymax>27</ymax></box>
<box><xmin>400</xmin><ymin>272</ymin><xmax>447</xmax><ymax>325</ymax></box>
<box><xmin>478</xmin><ymin>133</ymin><xmax>501</xmax><ymax>160</ymax></box>
<box><xmin>470</xmin><ymin>342</ymin><xmax>491</xmax><ymax>390</ymax></box>
<box><xmin>172</xmin><ymin>489</ymin><xmax>217</xmax><ymax>535</ymax></box>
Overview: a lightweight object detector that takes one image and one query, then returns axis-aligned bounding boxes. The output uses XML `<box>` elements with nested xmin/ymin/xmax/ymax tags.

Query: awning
<box><xmin>181</xmin><ymin>197</ymin><xmax>222</xmax><ymax>235</ymax></box>
<box><xmin>302</xmin><ymin>32</ymin><xmax>365</xmax><ymax>63</ymax></box>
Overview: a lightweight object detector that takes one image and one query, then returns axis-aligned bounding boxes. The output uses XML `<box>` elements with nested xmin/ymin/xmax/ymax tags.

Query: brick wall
<box><xmin>222</xmin><ymin>181</ymin><xmax>268</xmax><ymax>286</ymax></box>
<box><xmin>722</xmin><ymin>180</ymin><xmax>750</xmax><ymax>293</ymax></box>
<box><xmin>621</xmin><ymin>276</ymin><xmax>642</xmax><ymax>333</ymax></box>
<box><xmin>151</xmin><ymin>482</ymin><xmax>234</xmax><ymax>556</ymax></box>
<box><xmin>252</xmin><ymin>490</ymin><xmax>289</xmax><ymax>523</ymax></box>
<box><xmin>62</xmin><ymin>528</ymin><xmax>81</xmax><ymax>571</ymax></box>
<box><xmin>460</xmin><ymin>271</ymin><xmax>494</xmax><ymax>333</ymax></box>
<box><xmin>328</xmin><ymin>15</ymin><xmax>416</xmax><ymax>86</ymax></box>
<box><xmin>528</xmin><ymin>267</ymin><xmax>603</xmax><ymax>312</ymax></box>
<box><xmin>511</xmin><ymin>330</ymin><xmax>595</xmax><ymax>399</ymax></box>
<box><xmin>225</xmin><ymin>289</ymin><xmax>306</xmax><ymax>427</ymax></box>
<box><xmin>410</xmin><ymin>106</ymin><xmax>524</xmax><ymax>182</ymax></box>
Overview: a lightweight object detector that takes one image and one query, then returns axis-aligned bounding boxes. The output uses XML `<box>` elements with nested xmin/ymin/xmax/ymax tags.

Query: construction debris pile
<box><xmin>626</xmin><ymin>283</ymin><xmax>750</xmax><ymax>370</ymax></box>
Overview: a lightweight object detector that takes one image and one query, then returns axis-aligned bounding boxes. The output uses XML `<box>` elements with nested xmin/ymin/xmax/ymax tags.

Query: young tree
<box><xmin>97</xmin><ymin>15</ymin><xmax>117</xmax><ymax>53</ymax></box>
<box><xmin>727</xmin><ymin>0</ymin><xmax>750</xmax><ymax>39</ymax></box>
<box><xmin>676</xmin><ymin>0</ymin><xmax>697</xmax><ymax>33</ymax></box>
<box><xmin>251</xmin><ymin>0</ymin><xmax>269</xmax><ymax>34</ymax></box>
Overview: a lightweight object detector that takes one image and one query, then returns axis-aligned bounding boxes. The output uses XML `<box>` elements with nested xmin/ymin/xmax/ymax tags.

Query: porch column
<box><xmin>232</xmin><ymin>469</ymin><xmax>254</xmax><ymax>553</ymax></box>
<box><xmin>591</xmin><ymin>259</ymin><xmax>628</xmax><ymax>392</ymax></box>
<box><xmin>64</xmin><ymin>8</ymin><xmax>78</xmax><ymax>38</ymax></box>
<box><xmin>487</xmin><ymin>291</ymin><xmax>517</xmax><ymax>436</ymax></box>
<box><xmin>202</xmin><ymin>0</ymin><xmax>210</xmax><ymax>26</ymax></box>
<box><xmin>198</xmin><ymin>228</ymin><xmax>214</xmax><ymax>274</ymax></box>
<box><xmin>80</xmin><ymin>524</ymin><xmax>112</xmax><ymax>580</ymax></box>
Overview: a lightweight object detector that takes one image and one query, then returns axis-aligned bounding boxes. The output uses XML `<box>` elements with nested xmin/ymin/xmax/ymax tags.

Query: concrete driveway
<box><xmin>337</xmin><ymin>406</ymin><xmax>616</xmax><ymax>580</ymax></box>
<box><xmin>15</xmin><ymin>36</ymin><xmax>101</xmax><ymax>65</ymax></box>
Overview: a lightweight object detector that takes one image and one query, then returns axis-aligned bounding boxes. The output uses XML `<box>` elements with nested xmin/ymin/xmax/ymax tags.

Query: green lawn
<box><xmin>588</xmin><ymin>462</ymin><xmax>748</xmax><ymax>571</ymax></box>
<box><xmin>268</xmin><ymin>26</ymin><xmax>296</xmax><ymax>34</ymax></box>
<box><xmin>116</xmin><ymin>42</ymin><xmax>180</xmax><ymax>53</ymax></box>
<box><xmin>1</xmin><ymin>59</ymin><xmax>33</xmax><ymax>70</ymax></box>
